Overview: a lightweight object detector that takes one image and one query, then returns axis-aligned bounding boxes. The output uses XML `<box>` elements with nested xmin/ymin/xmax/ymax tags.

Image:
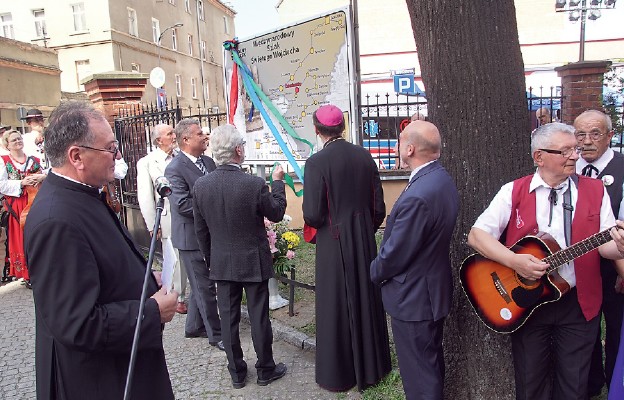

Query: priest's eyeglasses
<box><xmin>575</xmin><ymin>130</ymin><xmax>606</xmax><ymax>141</ymax></box>
<box><xmin>77</xmin><ymin>141</ymin><xmax>120</xmax><ymax>156</ymax></box>
<box><xmin>539</xmin><ymin>146</ymin><xmax>582</xmax><ymax>158</ymax></box>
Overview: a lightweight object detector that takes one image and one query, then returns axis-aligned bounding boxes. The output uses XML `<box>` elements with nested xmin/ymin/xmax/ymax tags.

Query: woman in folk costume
<box><xmin>0</xmin><ymin>130</ymin><xmax>45</xmax><ymax>285</ymax></box>
<box><xmin>303</xmin><ymin>105</ymin><xmax>391</xmax><ymax>392</ymax></box>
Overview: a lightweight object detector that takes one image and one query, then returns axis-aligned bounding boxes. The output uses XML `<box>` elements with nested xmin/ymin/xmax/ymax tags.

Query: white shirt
<box><xmin>473</xmin><ymin>171</ymin><xmax>615</xmax><ymax>288</ymax></box>
<box><xmin>576</xmin><ymin>148</ymin><xmax>624</xmax><ymax>220</ymax></box>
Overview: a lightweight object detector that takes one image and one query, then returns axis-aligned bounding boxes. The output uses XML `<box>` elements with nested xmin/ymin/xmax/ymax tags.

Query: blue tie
<box><xmin>195</xmin><ymin>158</ymin><xmax>208</xmax><ymax>175</ymax></box>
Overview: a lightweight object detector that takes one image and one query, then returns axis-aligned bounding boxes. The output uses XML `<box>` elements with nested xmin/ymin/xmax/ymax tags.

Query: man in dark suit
<box><xmin>24</xmin><ymin>101</ymin><xmax>178</xmax><ymax>400</ymax></box>
<box><xmin>574</xmin><ymin>110</ymin><xmax>624</xmax><ymax>397</ymax></box>
<box><xmin>371</xmin><ymin>120</ymin><xmax>459</xmax><ymax>400</ymax></box>
<box><xmin>193</xmin><ymin>124</ymin><xmax>288</xmax><ymax>389</ymax></box>
<box><xmin>165</xmin><ymin>118</ymin><xmax>223</xmax><ymax>349</ymax></box>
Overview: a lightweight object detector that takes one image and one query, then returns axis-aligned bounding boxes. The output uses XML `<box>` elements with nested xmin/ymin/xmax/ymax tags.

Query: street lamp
<box><xmin>157</xmin><ymin>22</ymin><xmax>183</xmax><ymax>68</ymax></box>
<box><xmin>555</xmin><ymin>0</ymin><xmax>617</xmax><ymax>61</ymax></box>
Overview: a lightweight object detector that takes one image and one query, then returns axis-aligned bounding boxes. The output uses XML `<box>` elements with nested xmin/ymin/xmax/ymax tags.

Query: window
<box><xmin>72</xmin><ymin>3</ymin><xmax>87</xmax><ymax>32</ymax></box>
<box><xmin>168</xmin><ymin>0</ymin><xmax>176</xmax><ymax>4</ymax></box>
<box><xmin>33</xmin><ymin>9</ymin><xmax>46</xmax><ymax>38</ymax></box>
<box><xmin>191</xmin><ymin>78</ymin><xmax>197</xmax><ymax>99</ymax></box>
<box><xmin>0</xmin><ymin>13</ymin><xmax>14</xmax><ymax>39</ymax></box>
<box><xmin>131</xmin><ymin>63</ymin><xmax>140</xmax><ymax>72</ymax></box>
<box><xmin>197</xmin><ymin>0</ymin><xmax>204</xmax><ymax>21</ymax></box>
<box><xmin>204</xmin><ymin>81</ymin><xmax>210</xmax><ymax>101</ymax></box>
<box><xmin>75</xmin><ymin>59</ymin><xmax>91</xmax><ymax>90</ymax></box>
<box><xmin>175</xmin><ymin>74</ymin><xmax>182</xmax><ymax>97</ymax></box>
<box><xmin>185</xmin><ymin>0</ymin><xmax>191</xmax><ymax>13</ymax></box>
<box><xmin>200</xmin><ymin>40</ymin><xmax>206</xmax><ymax>61</ymax></box>
<box><xmin>171</xmin><ymin>28</ymin><xmax>178</xmax><ymax>50</ymax></box>
<box><xmin>127</xmin><ymin>8</ymin><xmax>137</xmax><ymax>37</ymax></box>
<box><xmin>223</xmin><ymin>16</ymin><xmax>229</xmax><ymax>34</ymax></box>
<box><xmin>152</xmin><ymin>18</ymin><xmax>160</xmax><ymax>43</ymax></box>
<box><xmin>187</xmin><ymin>34</ymin><xmax>193</xmax><ymax>56</ymax></box>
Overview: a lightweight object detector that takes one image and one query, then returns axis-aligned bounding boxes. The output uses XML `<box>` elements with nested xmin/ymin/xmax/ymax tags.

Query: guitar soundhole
<box><xmin>511</xmin><ymin>284</ymin><xmax>544</xmax><ymax>309</ymax></box>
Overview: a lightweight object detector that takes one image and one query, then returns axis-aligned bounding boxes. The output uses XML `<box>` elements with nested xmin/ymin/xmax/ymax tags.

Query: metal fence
<box><xmin>113</xmin><ymin>101</ymin><xmax>227</xmax><ymax>250</ymax></box>
<box><xmin>360</xmin><ymin>88</ymin><xmax>564</xmax><ymax>169</ymax></box>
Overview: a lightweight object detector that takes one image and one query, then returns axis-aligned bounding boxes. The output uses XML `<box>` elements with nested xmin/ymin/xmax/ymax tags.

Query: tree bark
<box><xmin>405</xmin><ymin>1</ymin><xmax>532</xmax><ymax>398</ymax></box>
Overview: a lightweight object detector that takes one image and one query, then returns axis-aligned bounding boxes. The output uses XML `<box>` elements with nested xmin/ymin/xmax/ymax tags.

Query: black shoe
<box><xmin>184</xmin><ymin>331</ymin><xmax>208</xmax><ymax>338</ymax></box>
<box><xmin>257</xmin><ymin>363</ymin><xmax>287</xmax><ymax>386</ymax></box>
<box><xmin>232</xmin><ymin>376</ymin><xmax>246</xmax><ymax>389</ymax></box>
<box><xmin>209</xmin><ymin>340</ymin><xmax>225</xmax><ymax>352</ymax></box>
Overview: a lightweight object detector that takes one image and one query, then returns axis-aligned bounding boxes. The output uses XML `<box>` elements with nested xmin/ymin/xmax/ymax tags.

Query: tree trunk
<box><xmin>405</xmin><ymin>1</ymin><xmax>532</xmax><ymax>398</ymax></box>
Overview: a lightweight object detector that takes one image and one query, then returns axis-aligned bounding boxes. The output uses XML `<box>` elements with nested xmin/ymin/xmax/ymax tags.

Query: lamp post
<box><xmin>158</xmin><ymin>22</ymin><xmax>183</xmax><ymax>68</ymax></box>
<box><xmin>555</xmin><ymin>0</ymin><xmax>617</xmax><ymax>61</ymax></box>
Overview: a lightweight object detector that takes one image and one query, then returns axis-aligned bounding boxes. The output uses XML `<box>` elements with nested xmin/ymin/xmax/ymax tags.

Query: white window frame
<box><xmin>185</xmin><ymin>0</ymin><xmax>191</xmax><ymax>13</ymax></box>
<box><xmin>75</xmin><ymin>59</ymin><xmax>91</xmax><ymax>90</ymax></box>
<box><xmin>200</xmin><ymin>40</ymin><xmax>206</xmax><ymax>61</ymax></box>
<box><xmin>175</xmin><ymin>74</ymin><xmax>182</xmax><ymax>97</ymax></box>
<box><xmin>191</xmin><ymin>78</ymin><xmax>197</xmax><ymax>99</ymax></box>
<box><xmin>127</xmin><ymin>8</ymin><xmax>137</xmax><ymax>37</ymax></box>
<box><xmin>197</xmin><ymin>0</ymin><xmax>204</xmax><ymax>21</ymax></box>
<box><xmin>71</xmin><ymin>3</ymin><xmax>87</xmax><ymax>32</ymax></box>
<box><xmin>171</xmin><ymin>28</ymin><xmax>178</xmax><ymax>51</ymax></box>
<box><xmin>204</xmin><ymin>81</ymin><xmax>210</xmax><ymax>101</ymax></box>
<box><xmin>168</xmin><ymin>0</ymin><xmax>176</xmax><ymax>4</ymax></box>
<box><xmin>152</xmin><ymin>18</ymin><xmax>160</xmax><ymax>43</ymax></box>
<box><xmin>131</xmin><ymin>63</ymin><xmax>140</xmax><ymax>72</ymax></box>
<box><xmin>33</xmin><ymin>9</ymin><xmax>46</xmax><ymax>38</ymax></box>
<box><xmin>223</xmin><ymin>16</ymin><xmax>229</xmax><ymax>34</ymax></box>
<box><xmin>187</xmin><ymin>34</ymin><xmax>193</xmax><ymax>56</ymax></box>
<box><xmin>0</xmin><ymin>13</ymin><xmax>14</xmax><ymax>39</ymax></box>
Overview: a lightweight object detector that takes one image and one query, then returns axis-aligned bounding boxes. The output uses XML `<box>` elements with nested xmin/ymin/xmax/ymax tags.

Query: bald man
<box><xmin>536</xmin><ymin>107</ymin><xmax>553</xmax><ymax>126</ymax></box>
<box><xmin>370</xmin><ymin>121</ymin><xmax>459</xmax><ymax>400</ymax></box>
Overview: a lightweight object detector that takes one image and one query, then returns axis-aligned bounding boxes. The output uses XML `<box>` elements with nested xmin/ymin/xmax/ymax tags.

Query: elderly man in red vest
<box><xmin>468</xmin><ymin>122</ymin><xmax>624</xmax><ymax>400</ymax></box>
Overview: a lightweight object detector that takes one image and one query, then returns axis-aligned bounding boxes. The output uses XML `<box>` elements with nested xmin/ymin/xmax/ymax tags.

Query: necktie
<box><xmin>195</xmin><ymin>158</ymin><xmax>208</xmax><ymax>175</ymax></box>
<box><xmin>581</xmin><ymin>164</ymin><xmax>599</xmax><ymax>178</ymax></box>
<box><xmin>548</xmin><ymin>187</ymin><xmax>558</xmax><ymax>227</ymax></box>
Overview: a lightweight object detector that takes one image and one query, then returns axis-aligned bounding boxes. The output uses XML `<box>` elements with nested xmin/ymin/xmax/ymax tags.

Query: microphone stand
<box><xmin>123</xmin><ymin>195</ymin><xmax>166</xmax><ymax>400</ymax></box>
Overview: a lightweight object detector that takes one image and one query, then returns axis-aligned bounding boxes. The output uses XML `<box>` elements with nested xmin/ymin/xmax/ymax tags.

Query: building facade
<box><xmin>0</xmin><ymin>0</ymin><xmax>235</xmax><ymax>111</ymax></box>
<box><xmin>276</xmin><ymin>0</ymin><xmax>624</xmax><ymax>95</ymax></box>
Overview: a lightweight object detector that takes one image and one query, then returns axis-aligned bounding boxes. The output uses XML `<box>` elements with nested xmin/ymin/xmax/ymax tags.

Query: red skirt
<box><xmin>7</xmin><ymin>193</ymin><xmax>29</xmax><ymax>280</ymax></box>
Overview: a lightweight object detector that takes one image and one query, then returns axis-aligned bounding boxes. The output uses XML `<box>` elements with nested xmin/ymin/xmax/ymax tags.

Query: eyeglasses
<box><xmin>539</xmin><ymin>146</ymin><xmax>582</xmax><ymax>158</ymax></box>
<box><xmin>77</xmin><ymin>141</ymin><xmax>120</xmax><ymax>156</ymax></box>
<box><xmin>575</xmin><ymin>131</ymin><xmax>606</xmax><ymax>141</ymax></box>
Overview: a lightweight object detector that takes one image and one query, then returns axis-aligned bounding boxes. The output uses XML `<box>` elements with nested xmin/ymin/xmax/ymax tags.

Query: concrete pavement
<box><xmin>0</xmin><ymin>280</ymin><xmax>362</xmax><ymax>399</ymax></box>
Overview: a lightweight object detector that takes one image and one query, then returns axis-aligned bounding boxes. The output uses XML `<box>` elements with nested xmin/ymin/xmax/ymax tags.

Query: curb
<box><xmin>240</xmin><ymin>306</ymin><xmax>316</xmax><ymax>352</ymax></box>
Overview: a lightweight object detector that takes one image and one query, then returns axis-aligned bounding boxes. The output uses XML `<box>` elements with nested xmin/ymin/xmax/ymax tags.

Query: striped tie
<box><xmin>195</xmin><ymin>158</ymin><xmax>208</xmax><ymax>175</ymax></box>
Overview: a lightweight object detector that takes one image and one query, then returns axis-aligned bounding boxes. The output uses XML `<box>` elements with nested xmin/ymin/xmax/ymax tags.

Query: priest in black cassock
<box><xmin>302</xmin><ymin>104</ymin><xmax>391</xmax><ymax>392</ymax></box>
<box><xmin>24</xmin><ymin>101</ymin><xmax>178</xmax><ymax>400</ymax></box>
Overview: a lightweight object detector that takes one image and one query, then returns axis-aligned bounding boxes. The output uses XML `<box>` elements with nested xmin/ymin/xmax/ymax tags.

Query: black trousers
<box><xmin>511</xmin><ymin>288</ymin><xmax>599</xmax><ymax>400</ymax></box>
<box><xmin>588</xmin><ymin>260</ymin><xmax>624</xmax><ymax>395</ymax></box>
<box><xmin>216</xmin><ymin>279</ymin><xmax>276</xmax><ymax>382</ymax></box>
<box><xmin>391</xmin><ymin>317</ymin><xmax>445</xmax><ymax>400</ymax></box>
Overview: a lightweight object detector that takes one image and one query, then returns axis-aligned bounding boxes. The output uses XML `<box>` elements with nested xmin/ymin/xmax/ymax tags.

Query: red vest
<box><xmin>505</xmin><ymin>174</ymin><xmax>605</xmax><ymax>321</ymax></box>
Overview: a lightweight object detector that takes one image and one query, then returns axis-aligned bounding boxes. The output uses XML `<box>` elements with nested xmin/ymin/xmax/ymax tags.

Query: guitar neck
<box><xmin>543</xmin><ymin>228</ymin><xmax>613</xmax><ymax>272</ymax></box>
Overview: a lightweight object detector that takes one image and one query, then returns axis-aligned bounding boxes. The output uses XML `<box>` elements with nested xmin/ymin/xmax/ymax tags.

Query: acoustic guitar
<box><xmin>460</xmin><ymin>228</ymin><xmax>614</xmax><ymax>334</ymax></box>
<box><xmin>103</xmin><ymin>181</ymin><xmax>122</xmax><ymax>214</ymax></box>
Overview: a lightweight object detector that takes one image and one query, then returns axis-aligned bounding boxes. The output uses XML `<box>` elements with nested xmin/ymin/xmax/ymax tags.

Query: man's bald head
<box><xmin>399</xmin><ymin>121</ymin><xmax>441</xmax><ymax>169</ymax></box>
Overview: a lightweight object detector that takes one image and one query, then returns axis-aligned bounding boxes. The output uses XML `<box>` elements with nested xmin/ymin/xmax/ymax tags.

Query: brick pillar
<box><xmin>555</xmin><ymin>60</ymin><xmax>611</xmax><ymax>124</ymax></box>
<box><xmin>82</xmin><ymin>72</ymin><xmax>149</xmax><ymax>126</ymax></box>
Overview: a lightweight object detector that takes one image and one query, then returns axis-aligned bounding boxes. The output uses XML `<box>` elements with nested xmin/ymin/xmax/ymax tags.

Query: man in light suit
<box><xmin>193</xmin><ymin>124</ymin><xmax>287</xmax><ymax>389</ymax></box>
<box><xmin>165</xmin><ymin>118</ymin><xmax>223</xmax><ymax>349</ymax></box>
<box><xmin>370</xmin><ymin>120</ymin><xmax>459</xmax><ymax>400</ymax></box>
<box><xmin>137</xmin><ymin>124</ymin><xmax>188</xmax><ymax>314</ymax></box>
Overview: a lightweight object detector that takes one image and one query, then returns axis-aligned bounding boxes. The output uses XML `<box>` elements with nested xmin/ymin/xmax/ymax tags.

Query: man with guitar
<box><xmin>467</xmin><ymin>122</ymin><xmax>624</xmax><ymax>400</ymax></box>
<box><xmin>574</xmin><ymin>110</ymin><xmax>624</xmax><ymax>398</ymax></box>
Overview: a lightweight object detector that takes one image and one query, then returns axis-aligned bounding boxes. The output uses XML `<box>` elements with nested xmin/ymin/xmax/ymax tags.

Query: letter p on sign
<box><xmin>394</xmin><ymin>74</ymin><xmax>416</xmax><ymax>95</ymax></box>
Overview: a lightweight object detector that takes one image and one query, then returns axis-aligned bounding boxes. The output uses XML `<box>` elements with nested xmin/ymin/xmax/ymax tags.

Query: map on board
<box><xmin>225</xmin><ymin>8</ymin><xmax>355</xmax><ymax>163</ymax></box>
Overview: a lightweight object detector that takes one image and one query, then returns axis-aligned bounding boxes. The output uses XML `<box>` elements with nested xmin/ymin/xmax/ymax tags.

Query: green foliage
<box><xmin>603</xmin><ymin>66</ymin><xmax>624</xmax><ymax>137</ymax></box>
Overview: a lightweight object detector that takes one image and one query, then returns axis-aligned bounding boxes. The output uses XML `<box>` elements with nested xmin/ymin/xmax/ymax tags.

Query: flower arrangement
<box><xmin>265</xmin><ymin>215</ymin><xmax>300</xmax><ymax>275</ymax></box>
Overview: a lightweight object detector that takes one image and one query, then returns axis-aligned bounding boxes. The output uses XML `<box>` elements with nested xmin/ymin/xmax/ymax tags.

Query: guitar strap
<box><xmin>562</xmin><ymin>175</ymin><xmax>578</xmax><ymax>246</ymax></box>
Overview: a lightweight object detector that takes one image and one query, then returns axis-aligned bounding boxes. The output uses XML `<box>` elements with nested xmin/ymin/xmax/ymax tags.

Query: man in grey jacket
<box><xmin>193</xmin><ymin>124</ymin><xmax>287</xmax><ymax>389</ymax></box>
